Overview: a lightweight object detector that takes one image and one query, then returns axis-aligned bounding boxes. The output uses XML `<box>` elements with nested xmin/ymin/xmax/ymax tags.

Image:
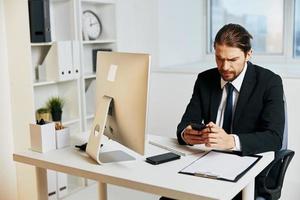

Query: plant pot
<box><xmin>51</xmin><ymin>110</ymin><xmax>62</xmax><ymax>121</ymax></box>
<box><xmin>55</xmin><ymin>127</ymin><xmax>70</xmax><ymax>149</ymax></box>
<box><xmin>29</xmin><ymin>122</ymin><xmax>56</xmax><ymax>153</ymax></box>
<box><xmin>36</xmin><ymin>112</ymin><xmax>51</xmax><ymax>122</ymax></box>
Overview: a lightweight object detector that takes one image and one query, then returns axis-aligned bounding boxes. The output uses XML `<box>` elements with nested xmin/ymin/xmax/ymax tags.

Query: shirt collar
<box><xmin>220</xmin><ymin>62</ymin><xmax>248</xmax><ymax>92</ymax></box>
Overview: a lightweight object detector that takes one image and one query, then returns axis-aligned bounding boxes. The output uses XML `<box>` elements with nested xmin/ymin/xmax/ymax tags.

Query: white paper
<box><xmin>181</xmin><ymin>151</ymin><xmax>258</xmax><ymax>181</ymax></box>
<box><xmin>107</xmin><ymin>64</ymin><xmax>118</xmax><ymax>82</ymax></box>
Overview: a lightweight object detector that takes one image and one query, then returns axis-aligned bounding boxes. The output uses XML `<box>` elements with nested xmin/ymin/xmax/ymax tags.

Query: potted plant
<box><xmin>46</xmin><ymin>96</ymin><xmax>65</xmax><ymax>122</ymax></box>
<box><xmin>45</xmin><ymin>96</ymin><xmax>70</xmax><ymax>149</ymax></box>
<box><xmin>36</xmin><ymin>107</ymin><xmax>51</xmax><ymax>123</ymax></box>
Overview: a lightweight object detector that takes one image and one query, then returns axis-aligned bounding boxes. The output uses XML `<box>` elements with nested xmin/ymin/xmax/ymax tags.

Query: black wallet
<box><xmin>146</xmin><ymin>152</ymin><xmax>180</xmax><ymax>165</ymax></box>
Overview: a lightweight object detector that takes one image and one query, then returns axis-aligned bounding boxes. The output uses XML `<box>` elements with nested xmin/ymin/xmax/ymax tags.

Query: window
<box><xmin>294</xmin><ymin>0</ymin><xmax>300</xmax><ymax>57</ymax></box>
<box><xmin>209</xmin><ymin>0</ymin><xmax>284</xmax><ymax>54</ymax></box>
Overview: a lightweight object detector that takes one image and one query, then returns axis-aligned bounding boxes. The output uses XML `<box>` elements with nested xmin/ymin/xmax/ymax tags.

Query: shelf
<box><xmin>81</xmin><ymin>0</ymin><xmax>116</xmax><ymax>4</ymax></box>
<box><xmin>63</xmin><ymin>118</ymin><xmax>81</xmax><ymax>126</ymax></box>
<box><xmin>31</xmin><ymin>42</ymin><xmax>53</xmax><ymax>46</ymax></box>
<box><xmin>33</xmin><ymin>78</ymin><xmax>78</xmax><ymax>87</ymax></box>
<box><xmin>84</xmin><ymin>73</ymin><xmax>96</xmax><ymax>79</ymax></box>
<box><xmin>82</xmin><ymin>39</ymin><xmax>116</xmax><ymax>45</ymax></box>
<box><xmin>33</xmin><ymin>80</ymin><xmax>56</xmax><ymax>87</ymax></box>
<box><xmin>85</xmin><ymin>114</ymin><xmax>94</xmax><ymax>120</ymax></box>
<box><xmin>51</xmin><ymin>0</ymin><xmax>70</xmax><ymax>2</ymax></box>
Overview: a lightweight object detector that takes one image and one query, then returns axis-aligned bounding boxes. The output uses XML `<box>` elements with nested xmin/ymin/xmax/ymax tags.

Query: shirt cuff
<box><xmin>181</xmin><ymin>128</ymin><xmax>190</xmax><ymax>145</ymax></box>
<box><xmin>231</xmin><ymin>134</ymin><xmax>241</xmax><ymax>151</ymax></box>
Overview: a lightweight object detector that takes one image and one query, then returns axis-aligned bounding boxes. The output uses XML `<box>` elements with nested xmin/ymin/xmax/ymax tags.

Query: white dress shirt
<box><xmin>216</xmin><ymin>63</ymin><xmax>248</xmax><ymax>151</ymax></box>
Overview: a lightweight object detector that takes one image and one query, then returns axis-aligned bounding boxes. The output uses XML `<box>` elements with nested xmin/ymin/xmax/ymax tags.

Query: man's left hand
<box><xmin>203</xmin><ymin>122</ymin><xmax>236</xmax><ymax>150</ymax></box>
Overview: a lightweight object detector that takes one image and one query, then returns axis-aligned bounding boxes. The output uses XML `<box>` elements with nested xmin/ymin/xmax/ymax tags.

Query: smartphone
<box><xmin>146</xmin><ymin>152</ymin><xmax>181</xmax><ymax>165</ymax></box>
<box><xmin>190</xmin><ymin>123</ymin><xmax>206</xmax><ymax>131</ymax></box>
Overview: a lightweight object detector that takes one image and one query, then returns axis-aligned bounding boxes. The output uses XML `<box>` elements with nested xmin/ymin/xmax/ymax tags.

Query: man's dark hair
<box><xmin>214</xmin><ymin>23</ymin><xmax>253</xmax><ymax>55</ymax></box>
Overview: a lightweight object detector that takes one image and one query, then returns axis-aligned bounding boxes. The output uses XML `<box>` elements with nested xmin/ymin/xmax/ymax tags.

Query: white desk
<box><xmin>13</xmin><ymin>135</ymin><xmax>274</xmax><ymax>200</ymax></box>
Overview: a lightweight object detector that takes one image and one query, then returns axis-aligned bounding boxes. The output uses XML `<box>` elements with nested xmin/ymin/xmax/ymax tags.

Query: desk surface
<box><xmin>13</xmin><ymin>135</ymin><xmax>274</xmax><ymax>200</ymax></box>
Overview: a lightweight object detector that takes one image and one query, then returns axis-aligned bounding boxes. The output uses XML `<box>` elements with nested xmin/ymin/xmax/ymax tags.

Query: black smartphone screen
<box><xmin>146</xmin><ymin>152</ymin><xmax>180</xmax><ymax>165</ymax></box>
<box><xmin>190</xmin><ymin>123</ymin><xmax>206</xmax><ymax>131</ymax></box>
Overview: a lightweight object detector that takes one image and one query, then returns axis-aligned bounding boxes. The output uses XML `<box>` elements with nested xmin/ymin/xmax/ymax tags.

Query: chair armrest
<box><xmin>256</xmin><ymin>149</ymin><xmax>295</xmax><ymax>199</ymax></box>
<box><xmin>260</xmin><ymin>150</ymin><xmax>294</xmax><ymax>178</ymax></box>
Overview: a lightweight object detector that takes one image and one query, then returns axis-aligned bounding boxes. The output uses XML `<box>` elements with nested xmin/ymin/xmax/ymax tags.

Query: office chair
<box><xmin>256</xmin><ymin>96</ymin><xmax>295</xmax><ymax>200</ymax></box>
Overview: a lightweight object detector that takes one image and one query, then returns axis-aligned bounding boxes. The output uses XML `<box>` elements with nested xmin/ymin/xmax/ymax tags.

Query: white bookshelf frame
<box><xmin>28</xmin><ymin>0</ymin><xmax>117</xmax><ymax>198</ymax></box>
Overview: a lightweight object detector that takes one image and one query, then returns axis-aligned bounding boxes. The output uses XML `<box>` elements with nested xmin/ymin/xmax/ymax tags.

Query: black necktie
<box><xmin>223</xmin><ymin>83</ymin><xmax>234</xmax><ymax>133</ymax></box>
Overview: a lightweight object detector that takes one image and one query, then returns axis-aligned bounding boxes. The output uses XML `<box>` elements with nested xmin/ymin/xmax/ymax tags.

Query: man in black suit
<box><xmin>176</xmin><ymin>23</ymin><xmax>284</xmax><ymax>200</ymax></box>
<box><xmin>178</xmin><ymin>24</ymin><xmax>284</xmax><ymax>155</ymax></box>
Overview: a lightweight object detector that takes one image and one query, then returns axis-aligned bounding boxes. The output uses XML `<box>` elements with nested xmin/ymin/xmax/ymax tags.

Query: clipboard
<box><xmin>179</xmin><ymin>150</ymin><xmax>262</xmax><ymax>182</ymax></box>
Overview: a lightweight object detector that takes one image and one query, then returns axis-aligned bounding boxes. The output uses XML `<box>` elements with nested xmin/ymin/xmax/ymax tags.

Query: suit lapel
<box><xmin>232</xmin><ymin>62</ymin><xmax>257</xmax><ymax>129</ymax></box>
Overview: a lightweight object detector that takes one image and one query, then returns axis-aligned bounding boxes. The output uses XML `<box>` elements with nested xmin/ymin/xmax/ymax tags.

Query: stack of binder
<box><xmin>43</xmin><ymin>41</ymin><xmax>80</xmax><ymax>81</ymax></box>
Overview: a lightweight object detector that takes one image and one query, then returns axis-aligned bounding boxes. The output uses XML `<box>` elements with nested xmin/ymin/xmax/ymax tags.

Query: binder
<box><xmin>43</xmin><ymin>41</ymin><xmax>73</xmax><ymax>81</ymax></box>
<box><xmin>179</xmin><ymin>150</ymin><xmax>262</xmax><ymax>182</ymax></box>
<box><xmin>71</xmin><ymin>41</ymin><xmax>80</xmax><ymax>79</ymax></box>
<box><xmin>47</xmin><ymin>170</ymin><xmax>57</xmax><ymax>199</ymax></box>
<box><xmin>92</xmin><ymin>48</ymin><xmax>112</xmax><ymax>73</ymax></box>
<box><xmin>62</xmin><ymin>41</ymin><xmax>73</xmax><ymax>80</ymax></box>
<box><xmin>57</xmin><ymin>172</ymin><xmax>68</xmax><ymax>198</ymax></box>
<box><xmin>28</xmin><ymin>0</ymin><xmax>51</xmax><ymax>43</ymax></box>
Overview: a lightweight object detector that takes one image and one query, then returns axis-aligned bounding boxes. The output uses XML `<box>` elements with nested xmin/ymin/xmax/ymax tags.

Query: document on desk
<box><xmin>179</xmin><ymin>150</ymin><xmax>262</xmax><ymax>182</ymax></box>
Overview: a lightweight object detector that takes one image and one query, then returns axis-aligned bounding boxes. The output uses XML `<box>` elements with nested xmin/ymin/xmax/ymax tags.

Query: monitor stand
<box><xmin>86</xmin><ymin>96</ymin><xmax>135</xmax><ymax>164</ymax></box>
<box><xmin>98</xmin><ymin>150</ymin><xmax>135</xmax><ymax>163</ymax></box>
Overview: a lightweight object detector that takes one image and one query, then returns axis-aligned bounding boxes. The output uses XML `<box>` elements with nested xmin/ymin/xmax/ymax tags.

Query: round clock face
<box><xmin>82</xmin><ymin>10</ymin><xmax>102</xmax><ymax>40</ymax></box>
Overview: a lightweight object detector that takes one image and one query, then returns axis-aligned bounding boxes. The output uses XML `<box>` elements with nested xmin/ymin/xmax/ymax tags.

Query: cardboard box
<box><xmin>30</xmin><ymin>122</ymin><xmax>56</xmax><ymax>153</ymax></box>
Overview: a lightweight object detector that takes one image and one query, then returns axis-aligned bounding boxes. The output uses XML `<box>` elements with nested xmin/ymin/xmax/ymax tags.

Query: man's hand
<box><xmin>182</xmin><ymin>125</ymin><xmax>209</xmax><ymax>145</ymax></box>
<box><xmin>204</xmin><ymin>122</ymin><xmax>235</xmax><ymax>149</ymax></box>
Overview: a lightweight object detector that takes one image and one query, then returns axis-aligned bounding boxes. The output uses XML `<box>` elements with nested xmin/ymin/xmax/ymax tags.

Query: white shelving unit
<box><xmin>28</xmin><ymin>0</ymin><xmax>117</xmax><ymax>199</ymax></box>
<box><xmin>78</xmin><ymin>0</ymin><xmax>117</xmax><ymax>132</ymax></box>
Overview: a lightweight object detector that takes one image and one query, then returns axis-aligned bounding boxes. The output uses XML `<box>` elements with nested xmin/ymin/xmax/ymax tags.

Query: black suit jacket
<box><xmin>177</xmin><ymin>62</ymin><xmax>285</xmax><ymax>156</ymax></box>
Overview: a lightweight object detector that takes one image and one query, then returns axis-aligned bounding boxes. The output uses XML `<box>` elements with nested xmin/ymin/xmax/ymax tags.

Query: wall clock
<box><xmin>82</xmin><ymin>10</ymin><xmax>102</xmax><ymax>40</ymax></box>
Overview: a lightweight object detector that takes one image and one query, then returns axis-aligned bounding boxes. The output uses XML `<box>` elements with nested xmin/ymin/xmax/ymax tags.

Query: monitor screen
<box><xmin>86</xmin><ymin>52</ymin><xmax>150</xmax><ymax>164</ymax></box>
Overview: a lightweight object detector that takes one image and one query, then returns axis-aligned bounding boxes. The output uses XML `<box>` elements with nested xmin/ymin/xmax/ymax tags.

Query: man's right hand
<box><xmin>182</xmin><ymin>125</ymin><xmax>208</xmax><ymax>145</ymax></box>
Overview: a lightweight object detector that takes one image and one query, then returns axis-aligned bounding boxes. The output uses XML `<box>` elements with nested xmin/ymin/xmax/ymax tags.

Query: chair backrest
<box><xmin>281</xmin><ymin>95</ymin><xmax>288</xmax><ymax>150</ymax></box>
<box><xmin>256</xmin><ymin>94</ymin><xmax>295</xmax><ymax>200</ymax></box>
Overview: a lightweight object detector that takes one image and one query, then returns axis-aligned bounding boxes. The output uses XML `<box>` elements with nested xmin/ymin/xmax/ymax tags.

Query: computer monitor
<box><xmin>86</xmin><ymin>52</ymin><xmax>150</xmax><ymax>164</ymax></box>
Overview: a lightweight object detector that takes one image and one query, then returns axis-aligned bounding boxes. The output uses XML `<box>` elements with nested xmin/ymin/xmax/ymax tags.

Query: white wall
<box><xmin>158</xmin><ymin>0</ymin><xmax>204</xmax><ymax>67</ymax></box>
<box><xmin>281</xmin><ymin>78</ymin><xmax>300</xmax><ymax>199</ymax></box>
<box><xmin>148</xmin><ymin>72</ymin><xmax>197</xmax><ymax>136</ymax></box>
<box><xmin>116</xmin><ymin>0</ymin><xmax>159</xmax><ymax>66</ymax></box>
<box><xmin>1</xmin><ymin>0</ymin><xmax>37</xmax><ymax>199</ymax></box>
<box><xmin>0</xmin><ymin>0</ymin><xmax>17</xmax><ymax>199</ymax></box>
